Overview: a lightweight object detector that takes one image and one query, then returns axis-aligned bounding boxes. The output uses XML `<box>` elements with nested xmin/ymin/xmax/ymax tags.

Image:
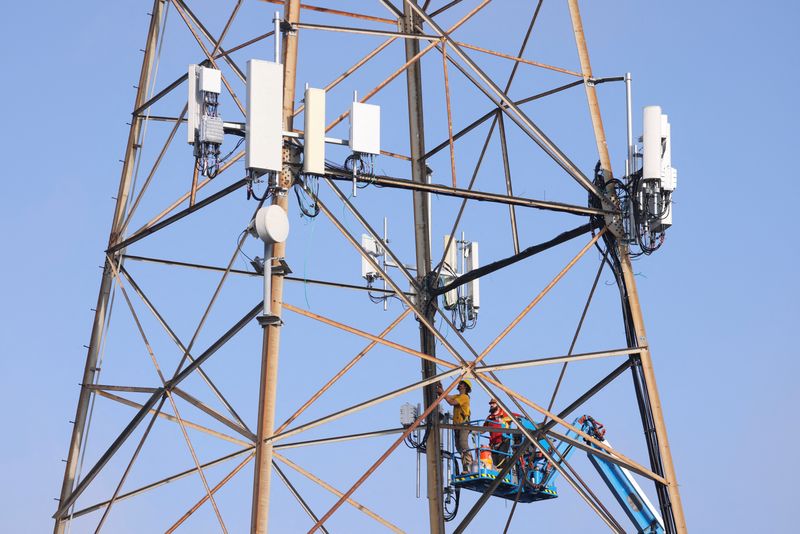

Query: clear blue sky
<box><xmin>1</xmin><ymin>1</ymin><xmax>798</xmax><ymax>532</ymax></box>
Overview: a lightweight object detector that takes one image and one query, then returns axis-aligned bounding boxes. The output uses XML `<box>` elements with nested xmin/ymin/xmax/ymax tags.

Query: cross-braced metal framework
<box><xmin>55</xmin><ymin>1</ymin><xmax>686</xmax><ymax>532</ymax></box>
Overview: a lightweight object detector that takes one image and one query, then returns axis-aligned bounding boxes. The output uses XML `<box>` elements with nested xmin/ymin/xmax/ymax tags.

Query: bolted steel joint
<box><xmin>279</xmin><ymin>144</ymin><xmax>301</xmax><ymax>192</ymax></box>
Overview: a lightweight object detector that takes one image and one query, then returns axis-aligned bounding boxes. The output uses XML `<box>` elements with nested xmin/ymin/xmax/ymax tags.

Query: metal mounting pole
<box><xmin>566</xmin><ymin>1</ymin><xmax>686</xmax><ymax>532</ymax></box>
<box><xmin>400</xmin><ymin>2</ymin><xmax>444</xmax><ymax>532</ymax></box>
<box><xmin>250</xmin><ymin>1</ymin><xmax>300</xmax><ymax>533</ymax></box>
<box><xmin>54</xmin><ymin>1</ymin><xmax>165</xmax><ymax>532</ymax></box>
<box><xmin>625</xmin><ymin>72</ymin><xmax>633</xmax><ymax>177</ymax></box>
<box><xmin>262</xmin><ymin>242</ymin><xmax>274</xmax><ymax>317</ymax></box>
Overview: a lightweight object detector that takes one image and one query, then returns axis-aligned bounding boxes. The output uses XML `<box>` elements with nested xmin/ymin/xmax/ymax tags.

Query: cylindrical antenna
<box><xmin>460</xmin><ymin>231</ymin><xmax>465</xmax><ymax>278</ymax></box>
<box><xmin>625</xmin><ymin>72</ymin><xmax>633</xmax><ymax>177</ymax></box>
<box><xmin>274</xmin><ymin>11</ymin><xmax>281</xmax><ymax>63</ymax></box>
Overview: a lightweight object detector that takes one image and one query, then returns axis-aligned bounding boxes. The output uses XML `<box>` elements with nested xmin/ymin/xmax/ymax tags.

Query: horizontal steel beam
<box><xmin>325</xmin><ymin>172</ymin><xmax>608</xmax><ymax>217</ymax></box>
<box><xmin>295</xmin><ymin>21</ymin><xmax>438</xmax><ymax>40</ymax></box>
<box><xmin>85</xmin><ymin>384</ymin><xmax>159</xmax><ymax>394</ymax></box>
<box><xmin>122</xmin><ymin>254</ymin><xmax>403</xmax><ymax>295</ymax></box>
<box><xmin>275</xmin><ymin>427</ymin><xmax>408</xmax><ymax>450</ymax></box>
<box><xmin>260</xmin><ymin>0</ymin><xmax>396</xmax><ymax>25</ymax></box>
<box><xmin>476</xmin><ymin>347</ymin><xmax>642</xmax><ymax>373</ymax></box>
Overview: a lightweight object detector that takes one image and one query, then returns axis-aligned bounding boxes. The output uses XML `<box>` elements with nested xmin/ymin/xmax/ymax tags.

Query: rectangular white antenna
<box><xmin>656</xmin><ymin>117</ymin><xmax>674</xmax><ymax>230</ymax></box>
<box><xmin>361</xmin><ymin>234</ymin><xmax>381</xmax><ymax>280</ymax></box>
<box><xmin>642</xmin><ymin>105</ymin><xmax>662</xmax><ymax>181</ymax></box>
<box><xmin>443</xmin><ymin>235</ymin><xmax>458</xmax><ymax>309</ymax></box>
<box><xmin>350</xmin><ymin>102</ymin><xmax>381</xmax><ymax>155</ymax></box>
<box><xmin>188</xmin><ymin>65</ymin><xmax>199</xmax><ymax>144</ymax></box>
<box><xmin>466</xmin><ymin>242</ymin><xmax>480</xmax><ymax>311</ymax></box>
<box><xmin>661</xmin><ymin>116</ymin><xmax>676</xmax><ymax>191</ymax></box>
<box><xmin>246</xmin><ymin>59</ymin><xmax>284</xmax><ymax>173</ymax></box>
<box><xmin>198</xmin><ymin>67</ymin><xmax>221</xmax><ymax>94</ymax></box>
<box><xmin>443</xmin><ymin>235</ymin><xmax>457</xmax><ymax>276</ymax></box>
<box><xmin>303</xmin><ymin>87</ymin><xmax>326</xmax><ymax>174</ymax></box>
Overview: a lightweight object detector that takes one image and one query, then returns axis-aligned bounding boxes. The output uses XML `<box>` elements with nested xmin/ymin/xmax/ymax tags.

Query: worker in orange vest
<box><xmin>483</xmin><ymin>398</ymin><xmax>511</xmax><ymax>468</ymax></box>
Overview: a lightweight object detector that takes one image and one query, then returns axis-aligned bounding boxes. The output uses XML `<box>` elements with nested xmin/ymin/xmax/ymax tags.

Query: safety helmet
<box><xmin>459</xmin><ymin>379</ymin><xmax>472</xmax><ymax>393</ymax></box>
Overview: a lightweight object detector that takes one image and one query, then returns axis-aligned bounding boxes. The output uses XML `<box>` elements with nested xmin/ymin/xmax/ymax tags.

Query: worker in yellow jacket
<box><xmin>438</xmin><ymin>379</ymin><xmax>474</xmax><ymax>474</ymax></box>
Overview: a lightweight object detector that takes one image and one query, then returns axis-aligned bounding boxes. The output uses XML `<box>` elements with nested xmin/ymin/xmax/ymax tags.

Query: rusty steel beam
<box><xmin>283</xmin><ymin>303</ymin><xmax>455</xmax><ymax>368</ymax></box>
<box><xmin>261</xmin><ymin>0</ymin><xmax>396</xmax><ymax>25</ymax></box>
<box><xmin>567</xmin><ymin>1</ymin><xmax>685</xmax><ymax>530</ymax></box>
<box><xmin>54</xmin><ymin>3</ymin><xmax>166</xmax><ymax>531</ymax></box>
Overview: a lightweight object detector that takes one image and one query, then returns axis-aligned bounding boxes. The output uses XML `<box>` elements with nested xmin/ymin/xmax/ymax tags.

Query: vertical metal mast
<box><xmin>251</xmin><ymin>1</ymin><xmax>301</xmax><ymax>532</ymax></box>
<box><xmin>566</xmin><ymin>1</ymin><xmax>686</xmax><ymax>532</ymax></box>
<box><xmin>53</xmin><ymin>1</ymin><xmax>165</xmax><ymax>532</ymax></box>
<box><xmin>400</xmin><ymin>2</ymin><xmax>445</xmax><ymax>532</ymax></box>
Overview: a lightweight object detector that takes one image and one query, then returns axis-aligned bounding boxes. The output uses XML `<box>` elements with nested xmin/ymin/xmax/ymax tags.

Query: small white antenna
<box><xmin>273</xmin><ymin>11</ymin><xmax>281</xmax><ymax>63</ymax></box>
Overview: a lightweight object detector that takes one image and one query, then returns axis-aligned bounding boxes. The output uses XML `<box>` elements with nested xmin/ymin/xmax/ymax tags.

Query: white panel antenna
<box><xmin>660</xmin><ymin>116</ymin><xmax>677</xmax><ymax>191</ymax></box>
<box><xmin>350</xmin><ymin>102</ymin><xmax>381</xmax><ymax>155</ymax></box>
<box><xmin>246</xmin><ymin>59</ymin><xmax>284</xmax><ymax>173</ymax></box>
<box><xmin>361</xmin><ymin>234</ymin><xmax>382</xmax><ymax>281</ymax></box>
<box><xmin>442</xmin><ymin>235</ymin><xmax>458</xmax><ymax>276</ymax></box>
<box><xmin>642</xmin><ymin>106</ymin><xmax>662</xmax><ymax>181</ymax></box>
<box><xmin>656</xmin><ymin>115</ymin><xmax>675</xmax><ymax>230</ymax></box>
<box><xmin>443</xmin><ymin>235</ymin><xmax>458</xmax><ymax>309</ymax></box>
<box><xmin>466</xmin><ymin>242</ymin><xmax>480</xmax><ymax>312</ymax></box>
<box><xmin>198</xmin><ymin>67</ymin><xmax>221</xmax><ymax>94</ymax></box>
<box><xmin>188</xmin><ymin>64</ymin><xmax>199</xmax><ymax>144</ymax></box>
<box><xmin>303</xmin><ymin>87</ymin><xmax>326</xmax><ymax>174</ymax></box>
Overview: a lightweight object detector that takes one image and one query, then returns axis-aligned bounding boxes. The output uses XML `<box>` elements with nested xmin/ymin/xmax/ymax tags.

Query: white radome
<box><xmin>254</xmin><ymin>205</ymin><xmax>290</xmax><ymax>244</ymax></box>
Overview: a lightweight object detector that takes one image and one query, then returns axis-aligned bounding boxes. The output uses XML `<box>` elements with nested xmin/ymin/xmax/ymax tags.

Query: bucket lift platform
<box><xmin>452</xmin><ymin>465</ymin><xmax>558</xmax><ymax>503</ymax></box>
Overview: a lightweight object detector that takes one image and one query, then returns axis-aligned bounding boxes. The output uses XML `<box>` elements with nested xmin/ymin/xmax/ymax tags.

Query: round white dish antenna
<box><xmin>254</xmin><ymin>205</ymin><xmax>290</xmax><ymax>244</ymax></box>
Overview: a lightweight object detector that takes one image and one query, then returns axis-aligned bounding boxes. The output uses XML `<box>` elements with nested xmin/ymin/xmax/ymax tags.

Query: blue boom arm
<box><xmin>567</xmin><ymin>416</ymin><xmax>665</xmax><ymax>534</ymax></box>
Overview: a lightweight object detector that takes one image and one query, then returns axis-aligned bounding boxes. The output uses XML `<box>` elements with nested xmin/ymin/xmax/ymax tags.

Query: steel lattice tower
<box><xmin>55</xmin><ymin>1</ymin><xmax>686</xmax><ymax>532</ymax></box>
